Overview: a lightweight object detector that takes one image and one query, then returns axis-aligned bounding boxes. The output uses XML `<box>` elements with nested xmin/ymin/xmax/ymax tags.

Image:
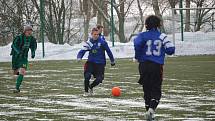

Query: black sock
<box><xmin>149</xmin><ymin>99</ymin><xmax>159</xmax><ymax>110</ymax></box>
<box><xmin>145</xmin><ymin>105</ymin><xmax>149</xmax><ymax>111</ymax></box>
<box><xmin>84</xmin><ymin>79</ymin><xmax>90</xmax><ymax>92</ymax></box>
<box><xmin>90</xmin><ymin>79</ymin><xmax>101</xmax><ymax>89</ymax></box>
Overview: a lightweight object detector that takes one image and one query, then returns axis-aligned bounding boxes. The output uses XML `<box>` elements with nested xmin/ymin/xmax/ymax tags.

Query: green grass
<box><xmin>0</xmin><ymin>55</ymin><xmax>215</xmax><ymax>120</ymax></box>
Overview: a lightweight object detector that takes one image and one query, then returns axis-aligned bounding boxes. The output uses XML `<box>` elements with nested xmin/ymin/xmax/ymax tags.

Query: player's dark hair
<box><xmin>96</xmin><ymin>25</ymin><xmax>103</xmax><ymax>29</ymax></box>
<box><xmin>91</xmin><ymin>27</ymin><xmax>98</xmax><ymax>34</ymax></box>
<box><xmin>145</xmin><ymin>15</ymin><xmax>162</xmax><ymax>30</ymax></box>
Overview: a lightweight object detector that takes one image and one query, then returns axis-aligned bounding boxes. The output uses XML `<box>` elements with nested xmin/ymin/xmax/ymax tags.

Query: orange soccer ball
<box><xmin>112</xmin><ymin>87</ymin><xmax>121</xmax><ymax>97</ymax></box>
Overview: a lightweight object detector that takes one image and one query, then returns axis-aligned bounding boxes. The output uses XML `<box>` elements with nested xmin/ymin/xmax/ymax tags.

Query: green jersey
<box><xmin>11</xmin><ymin>33</ymin><xmax>37</xmax><ymax>69</ymax></box>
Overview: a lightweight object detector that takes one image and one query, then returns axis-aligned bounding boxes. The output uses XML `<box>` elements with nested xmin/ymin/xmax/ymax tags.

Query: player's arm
<box><xmin>11</xmin><ymin>36</ymin><xmax>21</xmax><ymax>55</ymax></box>
<box><xmin>77</xmin><ymin>50</ymin><xmax>87</xmax><ymax>60</ymax></box>
<box><xmin>77</xmin><ymin>41</ymin><xmax>91</xmax><ymax>60</ymax></box>
<box><xmin>103</xmin><ymin>41</ymin><xmax>115</xmax><ymax>65</ymax></box>
<box><xmin>162</xmin><ymin>35</ymin><xmax>175</xmax><ymax>55</ymax></box>
<box><xmin>101</xmin><ymin>35</ymin><xmax>105</xmax><ymax>41</ymax></box>
<box><xmin>134</xmin><ymin>33</ymin><xmax>144</xmax><ymax>60</ymax></box>
<box><xmin>30</xmin><ymin>36</ymin><xmax>37</xmax><ymax>58</ymax></box>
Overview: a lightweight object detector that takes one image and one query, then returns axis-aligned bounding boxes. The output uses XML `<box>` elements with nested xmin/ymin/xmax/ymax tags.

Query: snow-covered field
<box><xmin>0</xmin><ymin>32</ymin><xmax>215</xmax><ymax>62</ymax></box>
<box><xmin>0</xmin><ymin>56</ymin><xmax>215</xmax><ymax>120</ymax></box>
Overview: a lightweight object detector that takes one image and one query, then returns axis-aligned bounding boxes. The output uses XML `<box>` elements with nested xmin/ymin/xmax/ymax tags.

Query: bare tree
<box><xmin>137</xmin><ymin>0</ymin><xmax>144</xmax><ymax>32</ymax></box>
<box><xmin>80</xmin><ymin>0</ymin><xmax>95</xmax><ymax>41</ymax></box>
<box><xmin>0</xmin><ymin>0</ymin><xmax>24</xmax><ymax>33</ymax></box>
<box><xmin>66</xmin><ymin>0</ymin><xmax>73</xmax><ymax>42</ymax></box>
<box><xmin>90</xmin><ymin>0</ymin><xmax>135</xmax><ymax>43</ymax></box>
<box><xmin>168</xmin><ymin>0</ymin><xmax>178</xmax><ymax>14</ymax></box>
<box><xmin>192</xmin><ymin>0</ymin><xmax>215</xmax><ymax>31</ymax></box>
<box><xmin>103</xmin><ymin>1</ymin><xmax>110</xmax><ymax>36</ymax></box>
<box><xmin>118</xmin><ymin>0</ymin><xmax>126</xmax><ymax>42</ymax></box>
<box><xmin>16</xmin><ymin>0</ymin><xmax>24</xmax><ymax>32</ymax></box>
<box><xmin>185</xmin><ymin>0</ymin><xmax>191</xmax><ymax>32</ymax></box>
<box><xmin>152</xmin><ymin>0</ymin><xmax>165</xmax><ymax>32</ymax></box>
<box><xmin>0</xmin><ymin>0</ymin><xmax>39</xmax><ymax>45</ymax></box>
<box><xmin>96</xmin><ymin>0</ymin><xmax>103</xmax><ymax>25</ymax></box>
<box><xmin>47</xmin><ymin>0</ymin><xmax>57</xmax><ymax>44</ymax></box>
<box><xmin>32</xmin><ymin>0</ymin><xmax>66</xmax><ymax>44</ymax></box>
<box><xmin>90</xmin><ymin>0</ymin><xmax>119</xmax><ymax>40</ymax></box>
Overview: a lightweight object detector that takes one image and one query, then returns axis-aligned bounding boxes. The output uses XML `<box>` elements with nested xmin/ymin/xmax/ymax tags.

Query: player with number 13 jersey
<box><xmin>134</xmin><ymin>15</ymin><xmax>175</xmax><ymax>121</ymax></box>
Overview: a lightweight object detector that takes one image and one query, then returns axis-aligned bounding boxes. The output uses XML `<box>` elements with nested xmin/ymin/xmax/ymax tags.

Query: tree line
<box><xmin>0</xmin><ymin>0</ymin><xmax>214</xmax><ymax>46</ymax></box>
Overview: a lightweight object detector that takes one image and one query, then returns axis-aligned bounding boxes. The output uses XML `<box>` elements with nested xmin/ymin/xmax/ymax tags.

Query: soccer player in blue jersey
<box><xmin>77</xmin><ymin>28</ymin><xmax>115</xmax><ymax>96</ymax></box>
<box><xmin>134</xmin><ymin>15</ymin><xmax>175</xmax><ymax>120</ymax></box>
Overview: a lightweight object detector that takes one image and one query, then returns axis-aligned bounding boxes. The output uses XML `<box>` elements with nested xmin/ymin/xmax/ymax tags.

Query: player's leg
<box><xmin>143</xmin><ymin>84</ymin><xmax>151</xmax><ymax>111</ymax></box>
<box><xmin>83</xmin><ymin>62</ymin><xmax>93</xmax><ymax>93</ymax></box>
<box><xmin>150</xmin><ymin>65</ymin><xmax>163</xmax><ymax>110</ymax></box>
<box><xmin>12</xmin><ymin>55</ymin><xmax>19</xmax><ymax>75</ymax></box>
<box><xmin>13</xmin><ymin>69</ymin><xmax>19</xmax><ymax>75</ymax></box>
<box><xmin>14</xmin><ymin>59</ymin><xmax>28</xmax><ymax>93</ymax></box>
<box><xmin>12</xmin><ymin>55</ymin><xmax>21</xmax><ymax>93</ymax></box>
<box><xmin>139</xmin><ymin>61</ymin><xmax>157</xmax><ymax>121</ymax></box>
<box><xmin>14</xmin><ymin>67</ymin><xmax>26</xmax><ymax>93</ymax></box>
<box><xmin>145</xmin><ymin>62</ymin><xmax>163</xmax><ymax>121</ymax></box>
<box><xmin>139</xmin><ymin>62</ymin><xmax>151</xmax><ymax>111</ymax></box>
<box><xmin>89</xmin><ymin>64</ymin><xmax>105</xmax><ymax>90</ymax></box>
<box><xmin>12</xmin><ymin>69</ymin><xmax>19</xmax><ymax>81</ymax></box>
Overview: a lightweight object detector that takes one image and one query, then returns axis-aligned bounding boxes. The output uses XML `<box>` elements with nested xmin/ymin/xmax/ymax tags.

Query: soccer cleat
<box><xmin>83</xmin><ymin>92</ymin><xmax>90</xmax><ymax>97</ymax></box>
<box><xmin>145</xmin><ymin>108</ymin><xmax>155</xmax><ymax>121</ymax></box>
<box><xmin>144</xmin><ymin>111</ymin><xmax>150</xmax><ymax>121</ymax></box>
<box><xmin>13</xmin><ymin>89</ymin><xmax>20</xmax><ymax>93</ymax></box>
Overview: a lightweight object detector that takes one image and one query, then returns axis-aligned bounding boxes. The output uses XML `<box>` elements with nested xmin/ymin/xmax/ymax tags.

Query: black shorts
<box><xmin>138</xmin><ymin>61</ymin><xmax>163</xmax><ymax>85</ymax></box>
<box><xmin>84</xmin><ymin>61</ymin><xmax>105</xmax><ymax>79</ymax></box>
